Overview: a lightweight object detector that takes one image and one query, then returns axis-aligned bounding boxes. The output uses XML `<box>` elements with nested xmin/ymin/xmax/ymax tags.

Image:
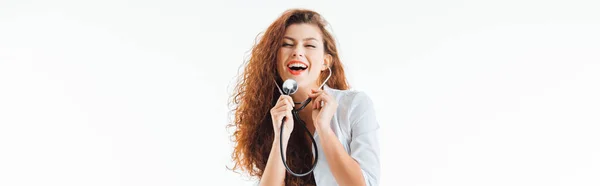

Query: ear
<box><xmin>322</xmin><ymin>54</ymin><xmax>332</xmax><ymax>71</ymax></box>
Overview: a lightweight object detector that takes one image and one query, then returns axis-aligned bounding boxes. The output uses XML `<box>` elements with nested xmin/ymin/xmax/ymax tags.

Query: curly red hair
<box><xmin>228</xmin><ymin>9</ymin><xmax>349</xmax><ymax>185</ymax></box>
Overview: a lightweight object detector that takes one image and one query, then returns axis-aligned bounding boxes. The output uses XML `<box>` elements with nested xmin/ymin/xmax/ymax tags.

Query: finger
<box><xmin>273</xmin><ymin>100</ymin><xmax>289</xmax><ymax>110</ymax></box>
<box><xmin>272</xmin><ymin>108</ymin><xmax>290</xmax><ymax>122</ymax></box>
<box><xmin>279</xmin><ymin>95</ymin><xmax>293</xmax><ymax>110</ymax></box>
<box><xmin>312</xmin><ymin>94</ymin><xmax>323</xmax><ymax>109</ymax></box>
<box><xmin>277</xmin><ymin>95</ymin><xmax>286</xmax><ymax>103</ymax></box>
<box><xmin>272</xmin><ymin>101</ymin><xmax>291</xmax><ymax>114</ymax></box>
<box><xmin>318</xmin><ymin>94</ymin><xmax>327</xmax><ymax>109</ymax></box>
<box><xmin>273</xmin><ymin>107</ymin><xmax>287</xmax><ymax>116</ymax></box>
<box><xmin>309</xmin><ymin>91</ymin><xmax>323</xmax><ymax>98</ymax></box>
<box><xmin>284</xmin><ymin>109</ymin><xmax>293</xmax><ymax>126</ymax></box>
<box><xmin>278</xmin><ymin>96</ymin><xmax>295</xmax><ymax>110</ymax></box>
<box><xmin>274</xmin><ymin>96</ymin><xmax>286</xmax><ymax>107</ymax></box>
<box><xmin>273</xmin><ymin>104</ymin><xmax>289</xmax><ymax>112</ymax></box>
<box><xmin>272</xmin><ymin>105</ymin><xmax>292</xmax><ymax>119</ymax></box>
<box><xmin>284</xmin><ymin>96</ymin><xmax>295</xmax><ymax>110</ymax></box>
<box><xmin>315</xmin><ymin>92</ymin><xmax>332</xmax><ymax>109</ymax></box>
<box><xmin>275</xmin><ymin>101</ymin><xmax>293</xmax><ymax>114</ymax></box>
<box><xmin>285</xmin><ymin>100</ymin><xmax>294</xmax><ymax>112</ymax></box>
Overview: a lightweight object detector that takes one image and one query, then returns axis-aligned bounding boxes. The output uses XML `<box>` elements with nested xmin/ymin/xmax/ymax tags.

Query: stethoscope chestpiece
<box><xmin>282</xmin><ymin>79</ymin><xmax>298</xmax><ymax>95</ymax></box>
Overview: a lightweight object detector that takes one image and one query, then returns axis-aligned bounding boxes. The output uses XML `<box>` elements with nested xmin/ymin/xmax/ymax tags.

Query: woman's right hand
<box><xmin>270</xmin><ymin>95</ymin><xmax>295</xmax><ymax>143</ymax></box>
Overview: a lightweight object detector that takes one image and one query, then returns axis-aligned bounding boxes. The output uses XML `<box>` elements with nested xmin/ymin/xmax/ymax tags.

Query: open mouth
<box><xmin>287</xmin><ymin>62</ymin><xmax>308</xmax><ymax>75</ymax></box>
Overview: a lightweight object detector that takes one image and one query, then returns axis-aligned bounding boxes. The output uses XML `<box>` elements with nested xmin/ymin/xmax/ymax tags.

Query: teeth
<box><xmin>288</xmin><ymin>63</ymin><xmax>307</xmax><ymax>68</ymax></box>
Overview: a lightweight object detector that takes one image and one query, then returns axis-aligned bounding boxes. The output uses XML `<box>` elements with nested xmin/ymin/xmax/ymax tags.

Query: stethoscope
<box><xmin>273</xmin><ymin>66</ymin><xmax>332</xmax><ymax>177</ymax></box>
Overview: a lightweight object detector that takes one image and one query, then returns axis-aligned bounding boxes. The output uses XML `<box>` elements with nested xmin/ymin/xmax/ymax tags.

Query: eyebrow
<box><xmin>283</xmin><ymin>36</ymin><xmax>319</xmax><ymax>42</ymax></box>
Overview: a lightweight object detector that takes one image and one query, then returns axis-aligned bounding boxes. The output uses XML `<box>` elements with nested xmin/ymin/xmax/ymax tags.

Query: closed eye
<box><xmin>305</xmin><ymin>45</ymin><xmax>316</xmax><ymax>48</ymax></box>
<box><xmin>282</xmin><ymin>43</ymin><xmax>293</xmax><ymax>47</ymax></box>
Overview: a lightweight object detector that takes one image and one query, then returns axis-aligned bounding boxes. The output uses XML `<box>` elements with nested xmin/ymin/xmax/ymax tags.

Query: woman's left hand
<box><xmin>309</xmin><ymin>88</ymin><xmax>338</xmax><ymax>131</ymax></box>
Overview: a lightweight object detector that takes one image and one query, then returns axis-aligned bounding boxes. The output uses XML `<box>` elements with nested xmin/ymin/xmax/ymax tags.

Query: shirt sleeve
<box><xmin>348</xmin><ymin>92</ymin><xmax>381</xmax><ymax>186</ymax></box>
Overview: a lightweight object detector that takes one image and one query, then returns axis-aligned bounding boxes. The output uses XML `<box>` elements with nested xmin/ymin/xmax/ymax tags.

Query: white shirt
<box><xmin>257</xmin><ymin>85</ymin><xmax>381</xmax><ymax>186</ymax></box>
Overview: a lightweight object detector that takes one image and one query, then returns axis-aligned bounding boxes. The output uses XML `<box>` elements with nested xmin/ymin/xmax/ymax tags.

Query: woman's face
<box><xmin>277</xmin><ymin>23</ymin><xmax>329</xmax><ymax>89</ymax></box>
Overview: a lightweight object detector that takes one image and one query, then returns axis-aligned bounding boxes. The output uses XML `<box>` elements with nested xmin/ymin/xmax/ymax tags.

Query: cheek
<box><xmin>276</xmin><ymin>51</ymin><xmax>285</xmax><ymax>69</ymax></box>
<box><xmin>277</xmin><ymin>49</ymin><xmax>290</xmax><ymax>63</ymax></box>
<box><xmin>308</xmin><ymin>54</ymin><xmax>325</xmax><ymax>69</ymax></box>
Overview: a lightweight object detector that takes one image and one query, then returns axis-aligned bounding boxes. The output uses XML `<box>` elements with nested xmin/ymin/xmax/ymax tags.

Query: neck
<box><xmin>291</xmin><ymin>82</ymin><xmax>321</xmax><ymax>109</ymax></box>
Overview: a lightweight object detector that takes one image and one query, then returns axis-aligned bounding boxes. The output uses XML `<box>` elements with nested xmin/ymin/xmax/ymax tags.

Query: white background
<box><xmin>1</xmin><ymin>0</ymin><xmax>599</xmax><ymax>185</ymax></box>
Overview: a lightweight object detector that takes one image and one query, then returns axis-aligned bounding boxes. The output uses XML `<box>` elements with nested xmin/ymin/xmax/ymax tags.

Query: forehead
<box><xmin>283</xmin><ymin>23</ymin><xmax>323</xmax><ymax>42</ymax></box>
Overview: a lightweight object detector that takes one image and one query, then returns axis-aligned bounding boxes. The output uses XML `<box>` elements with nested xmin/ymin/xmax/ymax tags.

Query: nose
<box><xmin>292</xmin><ymin>46</ymin><xmax>304</xmax><ymax>57</ymax></box>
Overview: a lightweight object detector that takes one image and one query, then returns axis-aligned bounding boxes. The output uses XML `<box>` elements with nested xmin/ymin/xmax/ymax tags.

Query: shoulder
<box><xmin>325</xmin><ymin>85</ymin><xmax>373</xmax><ymax>107</ymax></box>
<box><xmin>324</xmin><ymin>85</ymin><xmax>376</xmax><ymax>122</ymax></box>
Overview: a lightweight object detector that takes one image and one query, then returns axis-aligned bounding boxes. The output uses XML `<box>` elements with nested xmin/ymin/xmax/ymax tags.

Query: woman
<box><xmin>229</xmin><ymin>9</ymin><xmax>380</xmax><ymax>186</ymax></box>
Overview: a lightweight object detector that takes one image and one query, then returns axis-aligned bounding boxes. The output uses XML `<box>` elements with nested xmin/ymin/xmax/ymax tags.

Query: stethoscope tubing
<box><xmin>274</xmin><ymin>66</ymin><xmax>332</xmax><ymax>177</ymax></box>
<box><xmin>279</xmin><ymin>98</ymin><xmax>319</xmax><ymax>177</ymax></box>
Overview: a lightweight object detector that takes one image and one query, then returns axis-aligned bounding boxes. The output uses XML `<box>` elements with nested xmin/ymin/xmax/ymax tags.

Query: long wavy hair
<box><xmin>228</xmin><ymin>9</ymin><xmax>349</xmax><ymax>185</ymax></box>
